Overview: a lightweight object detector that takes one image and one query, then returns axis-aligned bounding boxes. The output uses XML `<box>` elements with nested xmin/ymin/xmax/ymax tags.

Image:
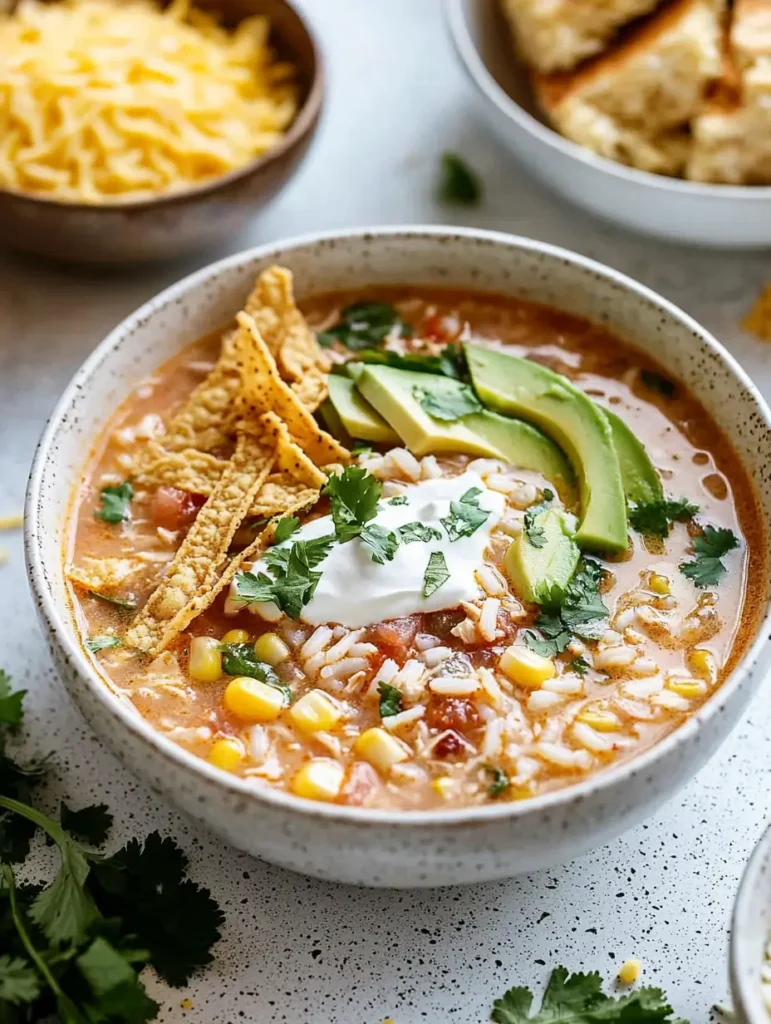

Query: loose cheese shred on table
<box><xmin>742</xmin><ymin>284</ymin><xmax>771</xmax><ymax>342</ymax></box>
<box><xmin>0</xmin><ymin>0</ymin><xmax>298</xmax><ymax>203</ymax></box>
<box><xmin>0</xmin><ymin>515</ymin><xmax>23</xmax><ymax>530</ymax></box>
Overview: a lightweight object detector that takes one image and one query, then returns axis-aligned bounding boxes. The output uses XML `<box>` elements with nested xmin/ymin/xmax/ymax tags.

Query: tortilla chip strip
<box><xmin>244</xmin><ymin>265</ymin><xmax>330</xmax><ymax>411</ymax></box>
<box><xmin>135</xmin><ymin>444</ymin><xmax>228</xmax><ymax>494</ymax></box>
<box><xmin>125</xmin><ymin>430</ymin><xmax>275</xmax><ymax>655</ymax></box>
<box><xmin>235</xmin><ymin>311</ymin><xmax>349</xmax><ymax>467</ymax></box>
<box><xmin>67</xmin><ymin>557</ymin><xmax>144</xmax><ymax>594</ymax></box>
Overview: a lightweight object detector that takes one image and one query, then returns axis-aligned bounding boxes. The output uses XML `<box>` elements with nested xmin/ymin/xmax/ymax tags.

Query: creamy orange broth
<box><xmin>66</xmin><ymin>289</ymin><xmax>766</xmax><ymax>811</ymax></box>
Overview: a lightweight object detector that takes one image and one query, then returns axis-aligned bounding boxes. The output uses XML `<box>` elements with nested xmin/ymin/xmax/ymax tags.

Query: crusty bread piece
<box><xmin>500</xmin><ymin>0</ymin><xmax>663</xmax><ymax>73</ymax></box>
<box><xmin>533</xmin><ymin>0</ymin><xmax>725</xmax><ymax>175</ymax></box>
<box><xmin>687</xmin><ymin>0</ymin><xmax>771</xmax><ymax>184</ymax></box>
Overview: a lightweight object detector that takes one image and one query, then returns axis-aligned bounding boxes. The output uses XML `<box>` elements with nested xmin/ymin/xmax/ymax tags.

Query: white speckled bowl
<box><xmin>446</xmin><ymin>0</ymin><xmax>771</xmax><ymax>248</ymax></box>
<box><xmin>731</xmin><ymin>824</ymin><xmax>771</xmax><ymax>1023</ymax></box>
<box><xmin>25</xmin><ymin>227</ymin><xmax>771</xmax><ymax>888</ymax></box>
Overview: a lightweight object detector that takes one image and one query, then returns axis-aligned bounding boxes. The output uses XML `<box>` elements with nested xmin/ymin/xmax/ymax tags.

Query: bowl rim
<box><xmin>0</xmin><ymin>0</ymin><xmax>324</xmax><ymax>213</ymax></box>
<box><xmin>25</xmin><ymin>224</ymin><xmax>771</xmax><ymax>829</ymax></box>
<box><xmin>731</xmin><ymin>822</ymin><xmax>771</xmax><ymax>1024</ymax></box>
<box><xmin>445</xmin><ymin>0</ymin><xmax>771</xmax><ymax>202</ymax></box>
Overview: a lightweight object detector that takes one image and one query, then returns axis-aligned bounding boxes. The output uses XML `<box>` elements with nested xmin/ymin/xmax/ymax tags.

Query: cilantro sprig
<box><xmin>679</xmin><ymin>524</ymin><xmax>739</xmax><ymax>588</ymax></box>
<box><xmin>485</xmin><ymin>765</ymin><xmax>510</xmax><ymax>798</ymax></box>
<box><xmin>423</xmin><ymin>551</ymin><xmax>450</xmax><ymax>598</ymax></box>
<box><xmin>360</xmin><ymin>524</ymin><xmax>400</xmax><ymax>565</ymax></box>
<box><xmin>219</xmin><ymin>643</ymin><xmax>291</xmax><ymax>703</ymax></box>
<box><xmin>398</xmin><ymin>522</ymin><xmax>442</xmax><ymax>545</ymax></box>
<box><xmin>343</xmin><ymin>346</ymin><xmax>465</xmax><ymax>379</ymax></box>
<box><xmin>414</xmin><ymin>383</ymin><xmax>482</xmax><ymax>422</ymax></box>
<box><xmin>95</xmin><ymin>482</ymin><xmax>134</xmax><ymax>524</ymax></box>
<box><xmin>235</xmin><ymin>534</ymin><xmax>335</xmax><ymax>619</ymax></box>
<box><xmin>524</xmin><ymin>559</ymin><xmax>609</xmax><ymax>657</ymax></box>
<box><xmin>323</xmin><ymin>466</ymin><xmax>382</xmax><ymax>543</ymax></box>
<box><xmin>629</xmin><ymin>497</ymin><xmax>698</xmax><ymax>539</ymax></box>
<box><xmin>491</xmin><ymin>966</ymin><xmax>688</xmax><ymax>1023</ymax></box>
<box><xmin>523</xmin><ymin>489</ymin><xmax>555</xmax><ymax>548</ymax></box>
<box><xmin>86</xmin><ymin>635</ymin><xmax>121</xmax><ymax>654</ymax></box>
<box><xmin>377</xmin><ymin>682</ymin><xmax>403</xmax><ymax>719</ymax></box>
<box><xmin>441</xmin><ymin>487</ymin><xmax>491</xmax><ymax>542</ymax></box>
<box><xmin>317</xmin><ymin>301</ymin><xmax>412</xmax><ymax>350</ymax></box>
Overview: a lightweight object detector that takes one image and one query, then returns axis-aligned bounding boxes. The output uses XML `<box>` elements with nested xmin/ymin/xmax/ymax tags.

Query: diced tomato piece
<box><xmin>434</xmin><ymin>731</ymin><xmax>465</xmax><ymax>759</ymax></box>
<box><xmin>151</xmin><ymin>487</ymin><xmax>205</xmax><ymax>530</ymax></box>
<box><xmin>370</xmin><ymin>615</ymin><xmax>419</xmax><ymax>653</ymax></box>
<box><xmin>423</xmin><ymin>608</ymin><xmax>464</xmax><ymax>638</ymax></box>
<box><xmin>426</xmin><ymin>697</ymin><xmax>480</xmax><ymax>736</ymax></box>
<box><xmin>421</xmin><ymin>313</ymin><xmax>462</xmax><ymax>343</ymax></box>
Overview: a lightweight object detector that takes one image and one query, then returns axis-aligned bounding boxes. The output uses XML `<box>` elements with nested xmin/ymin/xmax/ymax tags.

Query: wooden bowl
<box><xmin>0</xmin><ymin>0</ymin><xmax>323</xmax><ymax>264</ymax></box>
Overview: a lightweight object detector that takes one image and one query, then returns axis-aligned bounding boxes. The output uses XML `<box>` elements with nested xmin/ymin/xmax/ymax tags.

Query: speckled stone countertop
<box><xmin>1</xmin><ymin>2</ymin><xmax>770</xmax><ymax>1021</ymax></box>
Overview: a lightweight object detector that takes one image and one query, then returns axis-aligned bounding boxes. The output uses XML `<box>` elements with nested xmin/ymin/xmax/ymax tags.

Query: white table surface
<box><xmin>2</xmin><ymin>2</ymin><xmax>771</xmax><ymax>1021</ymax></box>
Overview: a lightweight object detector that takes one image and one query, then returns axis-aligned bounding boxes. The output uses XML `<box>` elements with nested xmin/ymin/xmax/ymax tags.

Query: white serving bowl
<box><xmin>25</xmin><ymin>227</ymin><xmax>771</xmax><ymax>888</ymax></box>
<box><xmin>446</xmin><ymin>0</ymin><xmax>771</xmax><ymax>248</ymax></box>
<box><xmin>731</xmin><ymin>824</ymin><xmax>771</xmax><ymax>1023</ymax></box>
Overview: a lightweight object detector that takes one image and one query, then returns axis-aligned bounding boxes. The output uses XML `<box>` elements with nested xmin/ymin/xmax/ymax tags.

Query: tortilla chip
<box><xmin>244</xmin><ymin>266</ymin><xmax>330</xmax><ymax>411</ymax></box>
<box><xmin>67</xmin><ymin>557</ymin><xmax>144</xmax><ymax>594</ymax></box>
<box><xmin>235</xmin><ymin>312</ymin><xmax>349</xmax><ymax>467</ymax></box>
<box><xmin>136</xmin><ymin>444</ymin><xmax>228</xmax><ymax>494</ymax></box>
<box><xmin>743</xmin><ymin>283</ymin><xmax>771</xmax><ymax>341</ymax></box>
<box><xmin>125</xmin><ymin>430</ymin><xmax>275</xmax><ymax>654</ymax></box>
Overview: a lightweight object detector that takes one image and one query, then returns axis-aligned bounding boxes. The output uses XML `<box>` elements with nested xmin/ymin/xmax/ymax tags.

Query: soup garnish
<box><xmin>65</xmin><ymin>267</ymin><xmax>763</xmax><ymax>810</ymax></box>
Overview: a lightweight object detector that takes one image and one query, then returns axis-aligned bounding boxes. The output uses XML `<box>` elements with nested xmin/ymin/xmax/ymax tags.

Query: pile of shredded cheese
<box><xmin>0</xmin><ymin>0</ymin><xmax>298</xmax><ymax>203</ymax></box>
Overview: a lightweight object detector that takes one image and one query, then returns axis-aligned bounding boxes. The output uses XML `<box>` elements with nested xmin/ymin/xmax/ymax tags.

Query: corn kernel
<box><xmin>222</xmin><ymin>628</ymin><xmax>250</xmax><ymax>644</ymax></box>
<box><xmin>253</xmin><ymin>632</ymin><xmax>290</xmax><ymax>666</ymax></box>
<box><xmin>688</xmin><ymin>647</ymin><xmax>716</xmax><ymax>683</ymax></box>
<box><xmin>223</xmin><ymin>676</ymin><xmax>284</xmax><ymax>721</ymax></box>
<box><xmin>510</xmin><ymin>784</ymin><xmax>533</xmax><ymax>801</ymax></box>
<box><xmin>667</xmin><ymin>678</ymin><xmax>707</xmax><ymax>699</ymax></box>
<box><xmin>576</xmin><ymin>706</ymin><xmax>621</xmax><ymax>732</ymax></box>
<box><xmin>189</xmin><ymin>636</ymin><xmax>222</xmax><ymax>682</ymax></box>
<box><xmin>289</xmin><ymin>689</ymin><xmax>342</xmax><ymax>734</ymax></box>
<box><xmin>290</xmin><ymin>758</ymin><xmax>345</xmax><ymax>801</ymax></box>
<box><xmin>433</xmin><ymin>776</ymin><xmax>454</xmax><ymax>799</ymax></box>
<box><xmin>354</xmin><ymin>727</ymin><xmax>410</xmax><ymax>774</ymax></box>
<box><xmin>649</xmin><ymin>573</ymin><xmax>670</xmax><ymax>595</ymax></box>
<box><xmin>618</xmin><ymin>959</ymin><xmax>641</xmax><ymax>984</ymax></box>
<box><xmin>207</xmin><ymin>737</ymin><xmax>244</xmax><ymax>772</ymax></box>
<box><xmin>499</xmin><ymin>646</ymin><xmax>556</xmax><ymax>689</ymax></box>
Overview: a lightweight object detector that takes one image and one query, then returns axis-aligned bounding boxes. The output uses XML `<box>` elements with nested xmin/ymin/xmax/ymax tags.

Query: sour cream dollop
<box><xmin>240</xmin><ymin>470</ymin><xmax>505</xmax><ymax>629</ymax></box>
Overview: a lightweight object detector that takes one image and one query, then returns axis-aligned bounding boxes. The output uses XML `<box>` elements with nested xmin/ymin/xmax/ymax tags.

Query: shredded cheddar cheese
<box><xmin>743</xmin><ymin>284</ymin><xmax>771</xmax><ymax>342</ymax></box>
<box><xmin>0</xmin><ymin>0</ymin><xmax>298</xmax><ymax>203</ymax></box>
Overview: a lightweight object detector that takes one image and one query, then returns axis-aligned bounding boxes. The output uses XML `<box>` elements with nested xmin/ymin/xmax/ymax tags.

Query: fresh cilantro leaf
<box><xmin>0</xmin><ymin>670</ymin><xmax>24</xmax><ymax>731</ymax></box>
<box><xmin>423</xmin><ymin>551</ymin><xmax>450</xmax><ymax>598</ymax></box>
<box><xmin>640</xmin><ymin>369</ymin><xmax>677</xmax><ymax>398</ymax></box>
<box><xmin>87</xmin><ymin>590</ymin><xmax>138</xmax><ymax>611</ymax></box>
<box><xmin>61</xmin><ymin>802</ymin><xmax>113</xmax><ymax>846</ymax></box>
<box><xmin>629</xmin><ymin>498</ymin><xmax>699</xmax><ymax>538</ymax></box>
<box><xmin>95</xmin><ymin>481</ymin><xmax>134</xmax><ymax>524</ymax></box>
<box><xmin>485</xmin><ymin>765</ymin><xmax>510</xmax><ymax>798</ymax></box>
<box><xmin>273</xmin><ymin>516</ymin><xmax>300</xmax><ymax>544</ymax></box>
<box><xmin>235</xmin><ymin>534</ymin><xmax>336</xmax><ymax>619</ymax></box>
<box><xmin>219</xmin><ymin>643</ymin><xmax>290</xmax><ymax>703</ymax></box>
<box><xmin>378</xmin><ymin>682</ymin><xmax>403</xmax><ymax>718</ymax></box>
<box><xmin>361</xmin><ymin>524</ymin><xmax>400</xmax><ymax>565</ymax></box>
<box><xmin>323</xmin><ymin>466</ymin><xmax>381</xmax><ymax>542</ymax></box>
<box><xmin>86</xmin><ymin>634</ymin><xmax>121</xmax><ymax>654</ymax></box>
<box><xmin>345</xmin><ymin>346</ymin><xmax>466</xmax><ymax>379</ymax></box>
<box><xmin>233</xmin><ymin>569</ymin><xmax>278</xmax><ymax>605</ymax></box>
<box><xmin>263</xmin><ymin>545</ymin><xmax>291</xmax><ymax>574</ymax></box>
<box><xmin>567</xmin><ymin>656</ymin><xmax>591</xmax><ymax>677</ymax></box>
<box><xmin>317</xmin><ymin>302</ymin><xmax>412</xmax><ymax>350</ymax></box>
<box><xmin>439</xmin><ymin>342</ymin><xmax>468</xmax><ymax>381</ymax></box>
<box><xmin>441</xmin><ymin>487</ymin><xmax>491</xmax><ymax>542</ymax></box>
<box><xmin>397</xmin><ymin>522</ymin><xmax>442</xmax><ymax>544</ymax></box>
<box><xmin>0</xmin><ymin>954</ymin><xmax>41</xmax><ymax>1004</ymax></box>
<box><xmin>680</xmin><ymin>524</ymin><xmax>739</xmax><ymax>588</ymax></box>
<box><xmin>524</xmin><ymin>559</ymin><xmax>609</xmax><ymax>656</ymax></box>
<box><xmin>351</xmin><ymin>441</ymin><xmax>373</xmax><ymax>456</ymax></box>
<box><xmin>523</xmin><ymin>492</ymin><xmax>557</xmax><ymax>549</ymax></box>
<box><xmin>89</xmin><ymin>831</ymin><xmax>224</xmax><ymax>987</ymax></box>
<box><xmin>0</xmin><ymin>754</ymin><xmax>51</xmax><ymax>863</ymax></box>
<box><xmin>414</xmin><ymin>383</ymin><xmax>482</xmax><ymax>422</ymax></box>
<box><xmin>76</xmin><ymin>937</ymin><xmax>160</xmax><ymax>1023</ymax></box>
<box><xmin>491</xmin><ymin>965</ymin><xmax>689</xmax><ymax>1023</ymax></box>
<box><xmin>388</xmin><ymin>495</ymin><xmax>408</xmax><ymax>506</ymax></box>
<box><xmin>436</xmin><ymin>152</ymin><xmax>482</xmax><ymax>206</ymax></box>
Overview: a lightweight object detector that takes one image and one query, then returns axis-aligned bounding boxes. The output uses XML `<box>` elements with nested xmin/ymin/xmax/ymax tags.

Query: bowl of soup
<box><xmin>731</xmin><ymin>823</ymin><xmax>771</xmax><ymax>1024</ymax></box>
<box><xmin>25</xmin><ymin>227</ymin><xmax>771</xmax><ymax>886</ymax></box>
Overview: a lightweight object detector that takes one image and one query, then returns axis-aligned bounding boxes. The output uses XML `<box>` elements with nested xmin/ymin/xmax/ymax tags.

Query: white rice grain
<box><xmin>301</xmin><ymin>625</ymin><xmax>334</xmax><ymax>660</ymax></box>
<box><xmin>387</xmin><ymin>447</ymin><xmax>422</xmax><ymax>481</ymax></box>
<box><xmin>421</xmin><ymin>646</ymin><xmax>453</xmax><ymax>668</ymax></box>
<box><xmin>476</xmin><ymin>564</ymin><xmax>506</xmax><ymax>597</ymax></box>
<box><xmin>478</xmin><ymin>667</ymin><xmax>504</xmax><ymax>709</ymax></box>
<box><xmin>325</xmin><ymin>629</ymin><xmax>365</xmax><ymax>664</ymax></box>
<box><xmin>572</xmin><ymin>722</ymin><xmax>612</xmax><ymax>753</ymax></box>
<box><xmin>482</xmin><ymin>717</ymin><xmax>505</xmax><ymax>757</ymax></box>
<box><xmin>534</xmin><ymin>742</ymin><xmax>592</xmax><ymax>771</ymax></box>
<box><xmin>478</xmin><ymin>598</ymin><xmax>500</xmax><ymax>641</ymax></box>
<box><xmin>429</xmin><ymin>676</ymin><xmax>479</xmax><ymax>696</ymax></box>
<box><xmin>383</xmin><ymin>706</ymin><xmax>425</xmax><ymax>731</ymax></box>
<box><xmin>653</xmin><ymin>690</ymin><xmax>690</xmax><ymax>711</ymax></box>
<box><xmin>528</xmin><ymin>690</ymin><xmax>563</xmax><ymax>712</ymax></box>
<box><xmin>320</xmin><ymin>657</ymin><xmax>368</xmax><ymax>681</ymax></box>
<box><xmin>543</xmin><ymin>676</ymin><xmax>584</xmax><ymax>695</ymax></box>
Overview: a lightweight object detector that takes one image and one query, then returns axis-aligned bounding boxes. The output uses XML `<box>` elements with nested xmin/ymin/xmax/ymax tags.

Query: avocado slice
<box><xmin>505</xmin><ymin>508</ymin><xmax>580</xmax><ymax>605</ymax></box>
<box><xmin>605</xmin><ymin>409</ymin><xmax>663</xmax><ymax>506</ymax></box>
<box><xmin>355</xmin><ymin>365</ymin><xmax>505</xmax><ymax>458</ymax></box>
<box><xmin>468</xmin><ymin>410</ymin><xmax>574</xmax><ymax>496</ymax></box>
<box><xmin>464</xmin><ymin>343</ymin><xmax>628</xmax><ymax>553</ymax></box>
<box><xmin>323</xmin><ymin>375</ymin><xmax>399</xmax><ymax>444</ymax></box>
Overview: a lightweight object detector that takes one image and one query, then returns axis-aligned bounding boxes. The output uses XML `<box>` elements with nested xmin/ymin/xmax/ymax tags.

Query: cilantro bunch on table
<box><xmin>0</xmin><ymin>673</ymin><xmax>223</xmax><ymax>1023</ymax></box>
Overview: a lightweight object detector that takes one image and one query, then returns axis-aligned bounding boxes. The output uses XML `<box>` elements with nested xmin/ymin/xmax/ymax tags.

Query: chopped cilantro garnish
<box><xmin>85</xmin><ymin>634</ymin><xmax>121</xmax><ymax>654</ymax></box>
<box><xmin>436</xmin><ymin>152</ymin><xmax>482</xmax><ymax>206</ymax></box>
<box><xmin>60</xmin><ymin>802</ymin><xmax>113</xmax><ymax>846</ymax></box>
<box><xmin>524</xmin><ymin>558</ymin><xmax>608</xmax><ymax>657</ymax></box>
<box><xmin>423</xmin><ymin>551</ymin><xmax>450</xmax><ymax>598</ymax></box>
<box><xmin>95</xmin><ymin>481</ymin><xmax>134</xmax><ymax>524</ymax></box>
<box><xmin>377</xmin><ymin>682</ymin><xmax>403</xmax><ymax>719</ymax></box>
<box><xmin>491</xmin><ymin>965</ymin><xmax>688</xmax><ymax>1023</ymax></box>
<box><xmin>640</xmin><ymin>369</ymin><xmax>678</xmax><ymax>398</ymax></box>
<box><xmin>219</xmin><ymin>642</ymin><xmax>290</xmax><ymax>702</ymax></box>
<box><xmin>566</xmin><ymin>655</ymin><xmax>591</xmax><ymax>677</ymax></box>
<box><xmin>413</xmin><ymin>383</ymin><xmax>482</xmax><ymax>422</ymax></box>
<box><xmin>679</xmin><ymin>524</ymin><xmax>739</xmax><ymax>587</ymax></box>
<box><xmin>485</xmin><ymin>765</ymin><xmax>510</xmax><ymax>798</ymax></box>
<box><xmin>87</xmin><ymin>590</ymin><xmax>137</xmax><ymax>611</ymax></box>
<box><xmin>346</xmin><ymin>346</ymin><xmax>466</xmax><ymax>379</ymax></box>
<box><xmin>273</xmin><ymin>516</ymin><xmax>300</xmax><ymax>544</ymax></box>
<box><xmin>351</xmin><ymin>441</ymin><xmax>373</xmax><ymax>456</ymax></box>
<box><xmin>317</xmin><ymin>301</ymin><xmax>412</xmax><ymax>350</ymax></box>
<box><xmin>440</xmin><ymin>486</ymin><xmax>491</xmax><ymax>542</ymax></box>
<box><xmin>397</xmin><ymin>522</ymin><xmax>442</xmax><ymax>544</ymax></box>
<box><xmin>388</xmin><ymin>495</ymin><xmax>408</xmax><ymax>506</ymax></box>
<box><xmin>323</xmin><ymin>466</ymin><xmax>381</xmax><ymax>543</ymax></box>
<box><xmin>360</xmin><ymin>523</ymin><xmax>400</xmax><ymax>565</ymax></box>
<box><xmin>523</xmin><ymin>491</ymin><xmax>555</xmax><ymax>548</ymax></box>
<box><xmin>629</xmin><ymin>497</ymin><xmax>699</xmax><ymax>538</ymax></box>
<box><xmin>234</xmin><ymin>534</ymin><xmax>335</xmax><ymax>619</ymax></box>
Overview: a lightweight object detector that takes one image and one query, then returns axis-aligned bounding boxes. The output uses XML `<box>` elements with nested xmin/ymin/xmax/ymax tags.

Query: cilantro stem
<box><xmin>0</xmin><ymin>794</ymin><xmax>72</xmax><ymax>848</ymax></box>
<box><xmin>2</xmin><ymin>864</ymin><xmax>64</xmax><ymax>1000</ymax></box>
